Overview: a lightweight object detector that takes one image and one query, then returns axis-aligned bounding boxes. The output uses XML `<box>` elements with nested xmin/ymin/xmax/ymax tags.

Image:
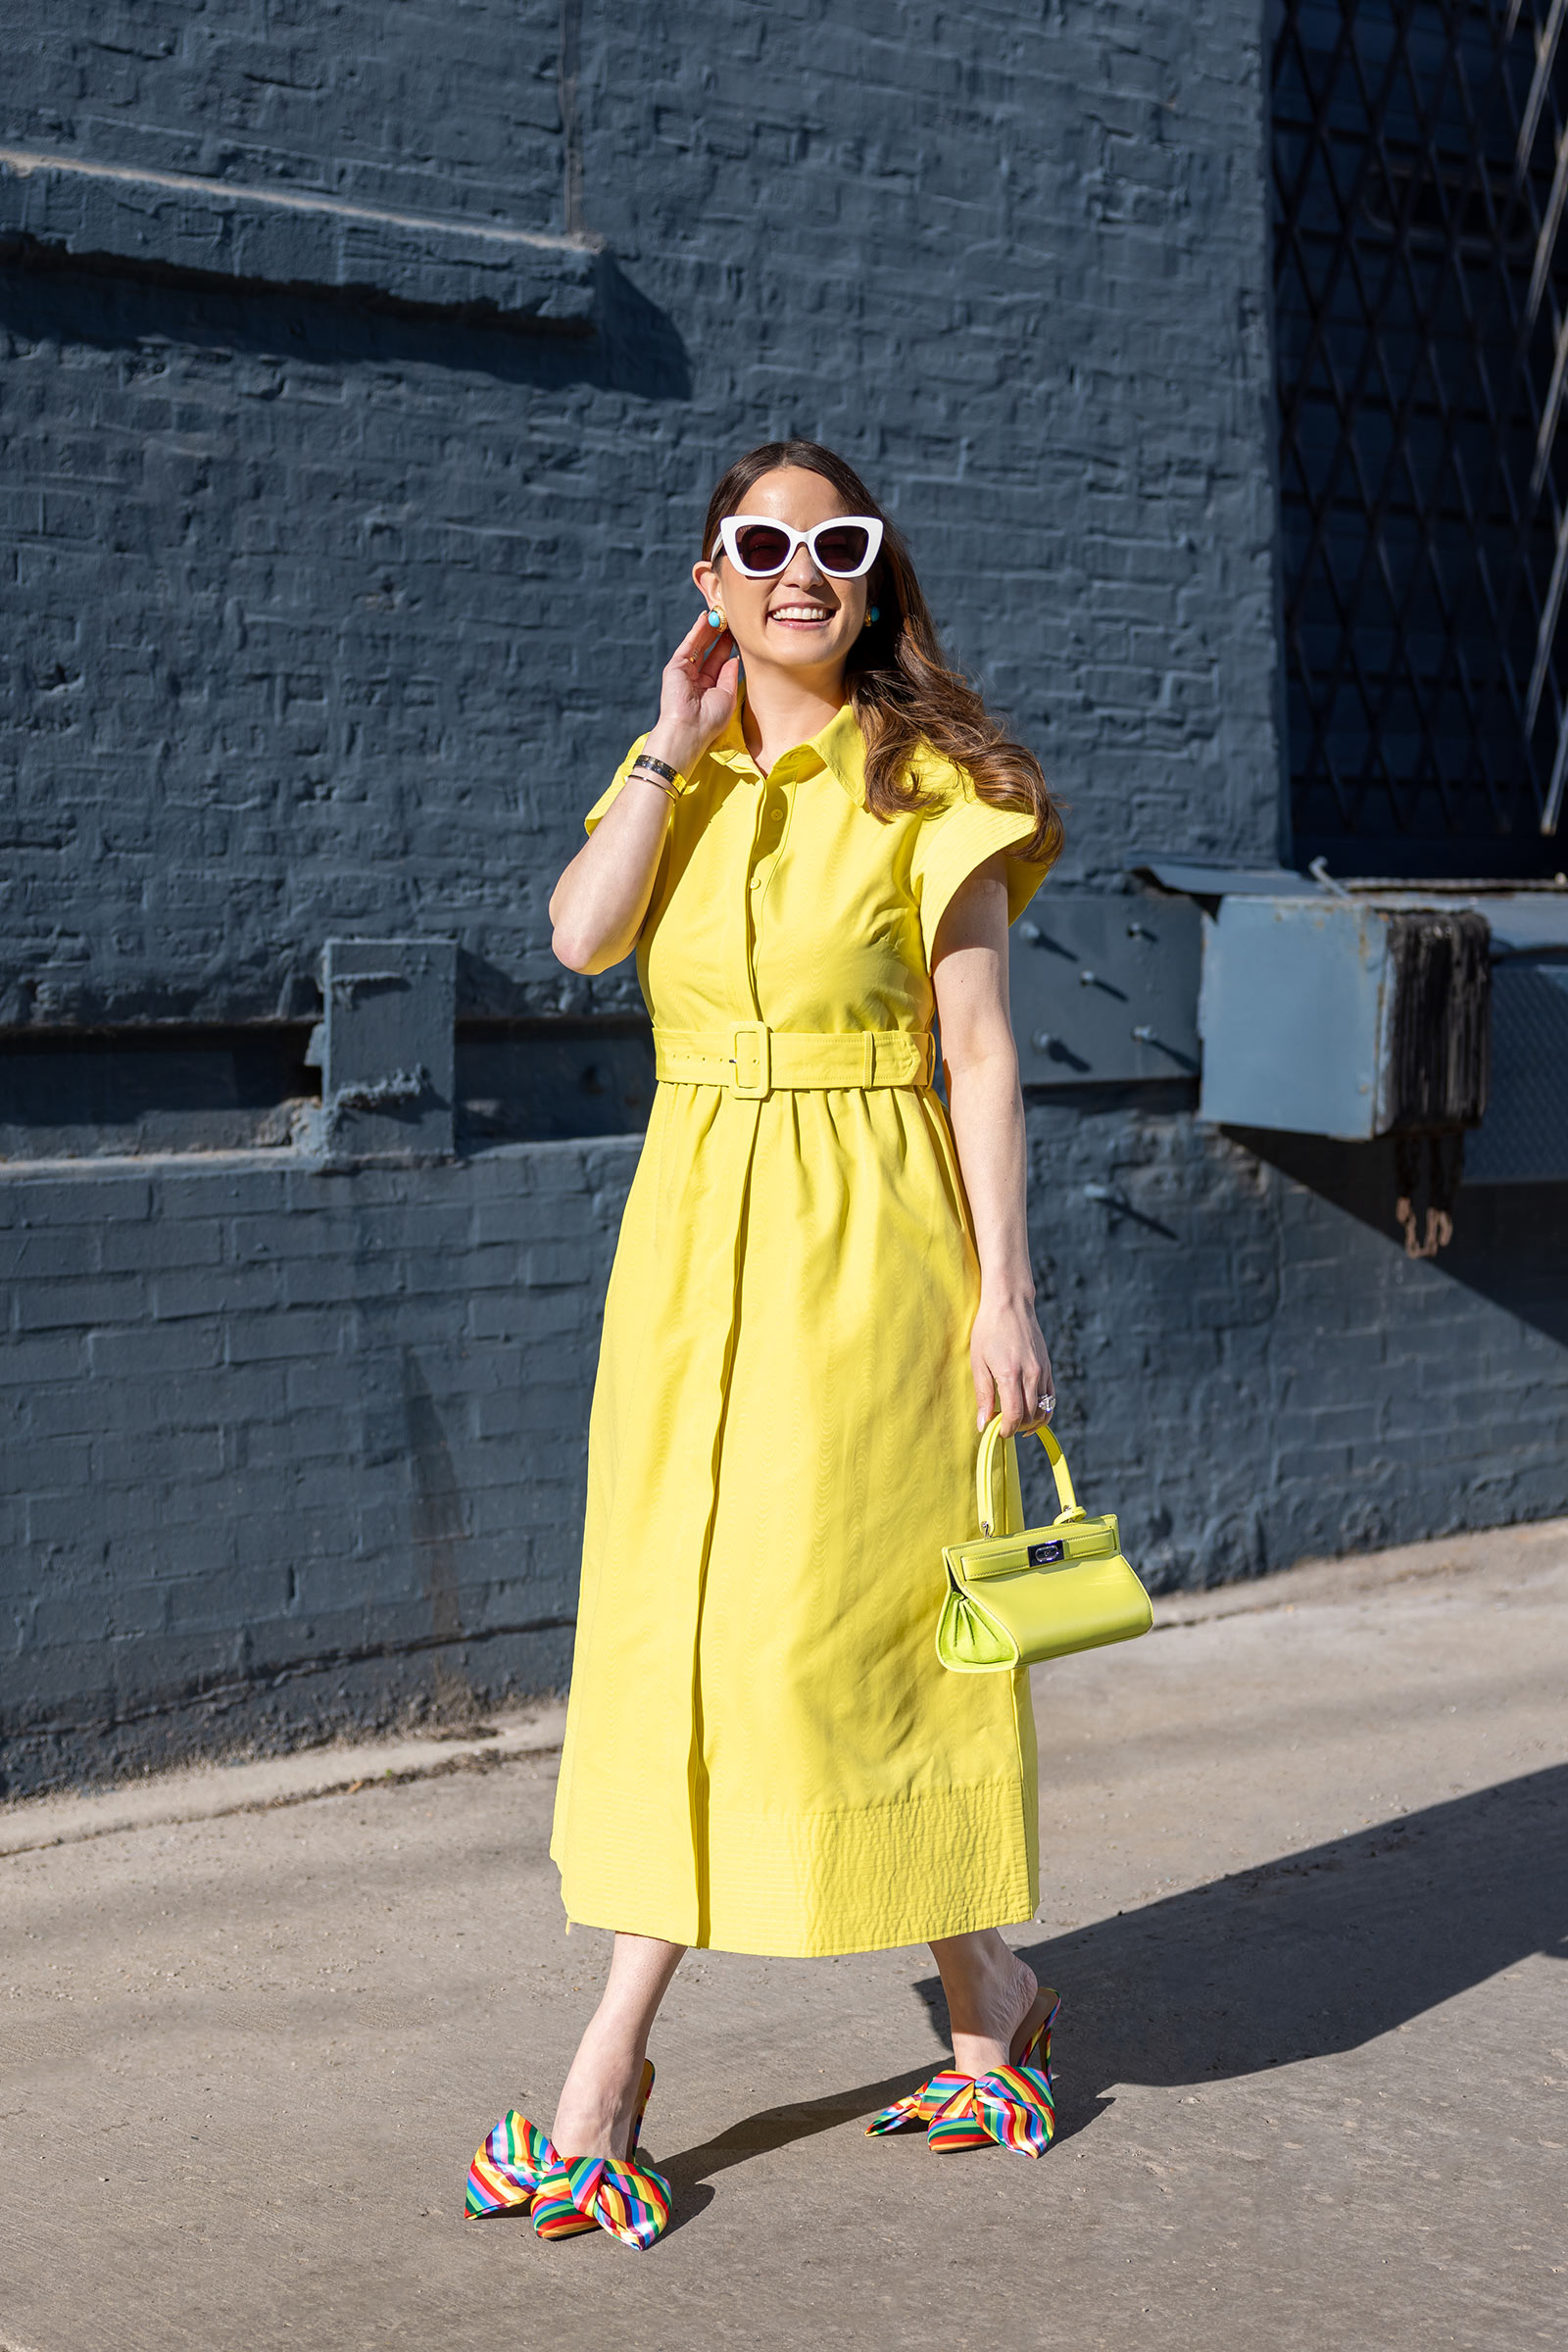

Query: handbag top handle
<box><xmin>975</xmin><ymin>1413</ymin><xmax>1083</xmax><ymax>1536</ymax></box>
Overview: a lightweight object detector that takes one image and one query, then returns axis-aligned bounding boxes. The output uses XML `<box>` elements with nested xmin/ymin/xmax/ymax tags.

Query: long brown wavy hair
<box><xmin>701</xmin><ymin>439</ymin><xmax>1062</xmax><ymax>867</ymax></box>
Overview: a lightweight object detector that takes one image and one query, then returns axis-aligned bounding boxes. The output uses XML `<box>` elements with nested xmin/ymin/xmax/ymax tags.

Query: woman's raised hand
<box><xmin>548</xmin><ymin>607</ymin><xmax>740</xmax><ymax>973</ymax></box>
<box><xmin>644</xmin><ymin>609</ymin><xmax>740</xmax><ymax>776</ymax></box>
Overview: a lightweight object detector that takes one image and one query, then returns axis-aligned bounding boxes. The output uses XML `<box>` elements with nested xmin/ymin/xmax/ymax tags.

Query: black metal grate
<box><xmin>1273</xmin><ymin>0</ymin><xmax>1568</xmax><ymax>876</ymax></box>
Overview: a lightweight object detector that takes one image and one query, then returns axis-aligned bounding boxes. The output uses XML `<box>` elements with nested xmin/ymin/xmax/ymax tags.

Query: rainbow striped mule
<box><xmin>865</xmin><ymin>1991</ymin><xmax>1058</xmax><ymax>2159</ymax></box>
<box><xmin>465</xmin><ymin>2059</ymin><xmax>671</xmax><ymax>2249</ymax></box>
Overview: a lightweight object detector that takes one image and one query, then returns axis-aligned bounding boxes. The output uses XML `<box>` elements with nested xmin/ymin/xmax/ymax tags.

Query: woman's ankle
<box><xmin>550</xmin><ymin>2028</ymin><xmax>646</xmax><ymax>2161</ymax></box>
<box><xmin>931</xmin><ymin>1932</ymin><xmax>1038</xmax><ymax>2074</ymax></box>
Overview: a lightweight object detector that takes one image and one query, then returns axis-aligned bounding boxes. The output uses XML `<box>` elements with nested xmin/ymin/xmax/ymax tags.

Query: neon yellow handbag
<box><xmin>936</xmin><ymin>1415</ymin><xmax>1152</xmax><ymax>1672</ymax></box>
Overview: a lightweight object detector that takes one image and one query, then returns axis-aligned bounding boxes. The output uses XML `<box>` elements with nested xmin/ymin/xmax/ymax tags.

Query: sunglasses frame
<box><xmin>714</xmin><ymin>513</ymin><xmax>885</xmax><ymax>580</ymax></box>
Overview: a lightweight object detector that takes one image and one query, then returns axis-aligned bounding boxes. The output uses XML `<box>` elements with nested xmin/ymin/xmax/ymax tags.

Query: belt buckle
<box><xmin>730</xmin><ymin>1020</ymin><xmax>771</xmax><ymax>1099</ymax></box>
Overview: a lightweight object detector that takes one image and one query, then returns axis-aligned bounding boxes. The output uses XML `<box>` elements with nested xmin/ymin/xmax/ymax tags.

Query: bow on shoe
<box><xmin>922</xmin><ymin>2060</ymin><xmax>1055</xmax><ymax>2157</ymax></box>
<box><xmin>925</xmin><ymin>2076</ymin><xmax>1004</xmax><ymax>2154</ymax></box>
<box><xmin>466</xmin><ymin>2110</ymin><xmax>555</xmax><ymax>2218</ymax></box>
<box><xmin>968</xmin><ymin>2060</ymin><xmax>1055</xmax><ymax>2157</ymax></box>
<box><xmin>529</xmin><ymin>2155</ymin><xmax>600</xmax><ymax>2242</ymax></box>
<box><xmin>564</xmin><ymin>2152</ymin><xmax>673</xmax><ymax>2251</ymax></box>
<box><xmin>466</xmin><ymin>2116</ymin><xmax>597</xmax><ymax>2238</ymax></box>
<box><xmin>865</xmin><ymin>2067</ymin><xmax>974</xmax><ymax>2137</ymax></box>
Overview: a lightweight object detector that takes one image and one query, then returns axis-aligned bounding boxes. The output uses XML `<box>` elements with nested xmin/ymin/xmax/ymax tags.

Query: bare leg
<box><xmin>929</xmin><ymin>1928</ymin><xmax>1049</xmax><ymax>2078</ymax></box>
<box><xmin>550</xmin><ymin>1933</ymin><xmax>685</xmax><ymax>2160</ymax></box>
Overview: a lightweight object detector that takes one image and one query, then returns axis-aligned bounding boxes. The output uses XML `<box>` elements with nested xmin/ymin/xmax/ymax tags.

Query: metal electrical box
<box><xmin>1197</xmin><ymin>897</ymin><xmax>1490</xmax><ymax>1140</ymax></box>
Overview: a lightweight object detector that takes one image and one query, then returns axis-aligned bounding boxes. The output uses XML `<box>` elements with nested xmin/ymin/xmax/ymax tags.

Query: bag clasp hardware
<box><xmin>730</xmin><ymin>1020</ymin><xmax>772</xmax><ymax>1099</ymax></box>
<box><xmin>1028</xmin><ymin>1539</ymin><xmax>1065</xmax><ymax>1566</ymax></box>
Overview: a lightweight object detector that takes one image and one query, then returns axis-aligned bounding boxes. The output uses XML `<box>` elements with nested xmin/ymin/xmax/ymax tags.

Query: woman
<box><xmin>466</xmin><ymin>440</ymin><xmax>1064</xmax><ymax>2247</ymax></box>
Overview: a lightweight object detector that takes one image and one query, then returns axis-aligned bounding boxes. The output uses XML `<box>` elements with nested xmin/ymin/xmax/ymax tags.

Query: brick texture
<box><xmin>1</xmin><ymin>1143</ymin><xmax>636</xmax><ymax>1788</ymax></box>
<box><xmin>1017</xmin><ymin>1098</ymin><xmax>1568</xmax><ymax>1578</ymax></box>
<box><xmin>2</xmin><ymin>1</ymin><xmax>1564</xmax><ymax>1793</ymax></box>
<box><xmin>1</xmin><ymin>0</ymin><xmax>1279</xmax><ymax>1028</ymax></box>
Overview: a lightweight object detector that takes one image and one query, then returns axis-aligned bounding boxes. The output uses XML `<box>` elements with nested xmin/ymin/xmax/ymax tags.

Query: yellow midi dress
<box><xmin>549</xmin><ymin>697</ymin><xmax>1054</xmax><ymax>1957</ymax></box>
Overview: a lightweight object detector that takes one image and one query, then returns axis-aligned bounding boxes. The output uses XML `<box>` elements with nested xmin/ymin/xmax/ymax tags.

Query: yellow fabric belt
<box><xmin>653</xmin><ymin>1022</ymin><xmax>936</xmax><ymax>1100</ymax></box>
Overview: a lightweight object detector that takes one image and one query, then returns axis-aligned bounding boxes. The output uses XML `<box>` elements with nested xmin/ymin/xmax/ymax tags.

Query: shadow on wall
<box><xmin>0</xmin><ymin>244</ymin><xmax>692</xmax><ymax>400</ymax></box>
<box><xmin>402</xmin><ymin>1348</ymin><xmax>466</xmax><ymax>1646</ymax></box>
<box><xmin>1230</xmin><ymin>1126</ymin><xmax>1568</xmax><ymax>1349</ymax></box>
<box><xmin>645</xmin><ymin>1765</ymin><xmax>1566</xmax><ymax>2218</ymax></box>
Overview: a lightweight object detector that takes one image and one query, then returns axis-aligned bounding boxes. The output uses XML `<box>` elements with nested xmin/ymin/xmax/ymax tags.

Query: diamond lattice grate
<box><xmin>1273</xmin><ymin>0</ymin><xmax>1568</xmax><ymax>876</ymax></box>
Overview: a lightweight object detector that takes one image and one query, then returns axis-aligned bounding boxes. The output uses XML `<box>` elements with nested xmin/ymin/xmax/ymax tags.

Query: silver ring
<box><xmin>1038</xmin><ymin>1395</ymin><xmax>1054</xmax><ymax>1414</ymax></box>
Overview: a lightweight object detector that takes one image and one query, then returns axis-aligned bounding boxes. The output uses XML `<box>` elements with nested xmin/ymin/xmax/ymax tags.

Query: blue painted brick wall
<box><xmin>1</xmin><ymin>0</ymin><xmax>1279</xmax><ymax>1028</ymax></box>
<box><xmin>3</xmin><ymin>1</ymin><xmax>1565</xmax><ymax>1792</ymax></box>
<box><xmin>2</xmin><ymin>1142</ymin><xmax>635</xmax><ymax>1787</ymax></box>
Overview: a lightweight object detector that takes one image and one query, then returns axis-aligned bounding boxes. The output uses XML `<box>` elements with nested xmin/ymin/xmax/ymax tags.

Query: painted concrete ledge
<box><xmin>1147</xmin><ymin>1511</ymin><xmax>1568</xmax><ymax>1623</ymax></box>
<box><xmin>0</xmin><ymin>1699</ymin><xmax>568</xmax><ymax>1861</ymax></box>
<box><xmin>0</xmin><ymin>145</ymin><xmax>599</xmax><ymax>325</ymax></box>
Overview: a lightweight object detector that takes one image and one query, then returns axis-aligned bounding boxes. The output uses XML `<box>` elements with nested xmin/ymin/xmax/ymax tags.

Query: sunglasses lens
<box><xmin>732</xmin><ymin>522</ymin><xmax>793</xmax><ymax>574</ymax></box>
<box><xmin>813</xmin><ymin>523</ymin><xmax>872</xmax><ymax>574</ymax></box>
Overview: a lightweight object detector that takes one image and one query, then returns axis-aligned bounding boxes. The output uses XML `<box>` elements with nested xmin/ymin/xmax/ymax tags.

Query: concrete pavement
<box><xmin>4</xmin><ymin>1520</ymin><xmax>1566</xmax><ymax>2351</ymax></box>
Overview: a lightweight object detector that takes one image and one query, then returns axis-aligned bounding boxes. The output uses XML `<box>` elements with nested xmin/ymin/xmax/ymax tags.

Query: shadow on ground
<box><xmin>662</xmin><ymin>1765</ymin><xmax>1568</xmax><ymax>2188</ymax></box>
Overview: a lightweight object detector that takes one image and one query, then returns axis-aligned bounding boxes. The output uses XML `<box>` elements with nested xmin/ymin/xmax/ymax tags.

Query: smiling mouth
<box><xmin>767</xmin><ymin>602</ymin><xmax>836</xmax><ymax>628</ymax></box>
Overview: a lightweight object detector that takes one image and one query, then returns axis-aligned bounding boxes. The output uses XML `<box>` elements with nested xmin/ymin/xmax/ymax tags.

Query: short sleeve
<box><xmin>911</xmin><ymin>793</ymin><xmax>1054</xmax><ymax>966</ymax></box>
<box><xmin>582</xmin><ymin>734</ymin><xmax>652</xmax><ymax>834</ymax></box>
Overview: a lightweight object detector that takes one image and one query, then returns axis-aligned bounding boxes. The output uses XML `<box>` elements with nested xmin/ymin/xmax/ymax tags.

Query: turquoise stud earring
<box><xmin>708</xmin><ymin>607</ymin><xmax>723</xmax><ymax>628</ymax></box>
<box><xmin>866</xmin><ymin>606</ymin><xmax>880</xmax><ymax>626</ymax></box>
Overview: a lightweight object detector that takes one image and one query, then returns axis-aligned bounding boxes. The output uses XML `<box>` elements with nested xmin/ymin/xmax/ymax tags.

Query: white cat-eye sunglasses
<box><xmin>712</xmin><ymin>514</ymin><xmax>885</xmax><ymax>579</ymax></box>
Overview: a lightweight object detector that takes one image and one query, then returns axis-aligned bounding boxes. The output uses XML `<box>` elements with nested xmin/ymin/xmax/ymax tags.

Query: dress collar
<box><xmin>706</xmin><ymin>687</ymin><xmax>867</xmax><ymax>807</ymax></box>
<box><xmin>812</xmin><ymin>702</ymin><xmax>869</xmax><ymax>806</ymax></box>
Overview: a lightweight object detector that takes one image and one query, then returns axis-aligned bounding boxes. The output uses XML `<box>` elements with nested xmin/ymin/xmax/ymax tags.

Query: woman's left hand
<box><xmin>970</xmin><ymin>1290</ymin><xmax>1056</xmax><ymax>1437</ymax></box>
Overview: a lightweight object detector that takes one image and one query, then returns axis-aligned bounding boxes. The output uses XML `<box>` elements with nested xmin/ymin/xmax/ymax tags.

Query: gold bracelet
<box><xmin>628</xmin><ymin>758</ymin><xmax>681</xmax><ymax>801</ymax></box>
